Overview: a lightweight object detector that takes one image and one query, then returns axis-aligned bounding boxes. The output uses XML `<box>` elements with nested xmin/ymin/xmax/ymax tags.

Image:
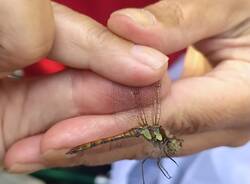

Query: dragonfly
<box><xmin>66</xmin><ymin>81</ymin><xmax>183</xmax><ymax>183</ymax></box>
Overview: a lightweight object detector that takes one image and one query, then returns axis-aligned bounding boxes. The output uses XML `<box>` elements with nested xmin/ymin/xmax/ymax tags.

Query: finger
<box><xmin>4</xmin><ymin>77</ymin><xmax>170</xmax><ymax>169</ymax></box>
<box><xmin>181</xmin><ymin>46</ymin><xmax>212</xmax><ymax>78</ymax></box>
<box><xmin>7</xmin><ymin>118</ymin><xmax>250</xmax><ymax>173</ymax></box>
<box><xmin>1</xmin><ymin>70</ymin><xmax>169</xmax><ymax>158</ymax></box>
<box><xmin>195</xmin><ymin>36</ymin><xmax>250</xmax><ymax>58</ymax></box>
<box><xmin>49</xmin><ymin>2</ymin><xmax>168</xmax><ymax>86</ymax></box>
<box><xmin>159</xmin><ymin>59</ymin><xmax>250</xmax><ymax>137</ymax></box>
<box><xmin>0</xmin><ymin>0</ymin><xmax>54</xmax><ymax>74</ymax></box>
<box><xmin>5</xmin><ymin>135</ymin><xmax>45</xmax><ymax>173</ymax></box>
<box><xmin>5</xmin><ymin>132</ymin><xmax>145</xmax><ymax>173</ymax></box>
<box><xmin>38</xmin><ymin>76</ymin><xmax>170</xmax><ymax>156</ymax></box>
<box><xmin>108</xmin><ymin>0</ymin><xmax>249</xmax><ymax>55</ymax></box>
<box><xmin>7</xmin><ymin>113</ymin><xmax>150</xmax><ymax>170</ymax></box>
<box><xmin>178</xmin><ymin>127</ymin><xmax>250</xmax><ymax>156</ymax></box>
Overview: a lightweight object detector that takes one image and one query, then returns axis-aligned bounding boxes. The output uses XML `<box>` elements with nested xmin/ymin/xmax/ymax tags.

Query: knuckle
<box><xmin>166</xmin><ymin>111</ymin><xmax>206</xmax><ymax>135</ymax></box>
<box><xmin>81</xmin><ymin>23</ymin><xmax>115</xmax><ymax>50</ymax></box>
<box><xmin>146</xmin><ymin>0</ymin><xmax>185</xmax><ymax>27</ymax></box>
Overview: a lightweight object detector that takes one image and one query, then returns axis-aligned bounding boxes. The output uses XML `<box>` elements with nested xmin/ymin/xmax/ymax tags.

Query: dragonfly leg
<box><xmin>157</xmin><ymin>158</ymin><xmax>172</xmax><ymax>179</ymax></box>
<box><xmin>162</xmin><ymin>141</ymin><xmax>179</xmax><ymax>167</ymax></box>
<box><xmin>141</xmin><ymin>159</ymin><xmax>148</xmax><ymax>184</ymax></box>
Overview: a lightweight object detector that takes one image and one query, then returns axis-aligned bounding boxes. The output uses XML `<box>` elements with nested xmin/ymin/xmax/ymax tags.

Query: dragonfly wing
<box><xmin>111</xmin><ymin>81</ymin><xmax>161</xmax><ymax>127</ymax></box>
<box><xmin>131</xmin><ymin>87</ymin><xmax>148</xmax><ymax>126</ymax></box>
<box><xmin>132</xmin><ymin>81</ymin><xmax>161</xmax><ymax>127</ymax></box>
<box><xmin>152</xmin><ymin>81</ymin><xmax>161</xmax><ymax>126</ymax></box>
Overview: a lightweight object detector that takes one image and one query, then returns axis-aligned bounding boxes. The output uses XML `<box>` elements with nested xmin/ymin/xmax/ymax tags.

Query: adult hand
<box><xmin>6</xmin><ymin>0</ymin><xmax>250</xmax><ymax>171</ymax></box>
<box><xmin>1</xmin><ymin>1</ymin><xmax>167</xmax><ymax>85</ymax></box>
<box><xmin>0</xmin><ymin>2</ymin><xmax>168</xmax><ymax>172</ymax></box>
<box><xmin>109</xmin><ymin>0</ymin><xmax>250</xmax><ymax>154</ymax></box>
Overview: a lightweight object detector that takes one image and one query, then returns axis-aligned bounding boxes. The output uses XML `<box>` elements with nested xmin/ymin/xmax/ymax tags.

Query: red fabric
<box><xmin>25</xmin><ymin>60</ymin><xmax>65</xmax><ymax>76</ymax></box>
<box><xmin>25</xmin><ymin>0</ymin><xmax>183</xmax><ymax>76</ymax></box>
<box><xmin>54</xmin><ymin>0</ymin><xmax>157</xmax><ymax>25</ymax></box>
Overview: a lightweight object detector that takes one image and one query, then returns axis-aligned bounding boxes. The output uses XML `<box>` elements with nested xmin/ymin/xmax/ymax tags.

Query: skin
<box><xmin>1</xmin><ymin>0</ymin><xmax>250</xmax><ymax>174</ymax></box>
<box><xmin>0</xmin><ymin>1</ymin><xmax>167</xmax><ymax>171</ymax></box>
<box><xmin>0</xmin><ymin>0</ymin><xmax>54</xmax><ymax>77</ymax></box>
<box><xmin>0</xmin><ymin>1</ymin><xmax>167</xmax><ymax>84</ymax></box>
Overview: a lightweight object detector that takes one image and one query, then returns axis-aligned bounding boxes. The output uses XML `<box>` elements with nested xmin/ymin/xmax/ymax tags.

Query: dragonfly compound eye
<box><xmin>166</xmin><ymin>139</ymin><xmax>183</xmax><ymax>155</ymax></box>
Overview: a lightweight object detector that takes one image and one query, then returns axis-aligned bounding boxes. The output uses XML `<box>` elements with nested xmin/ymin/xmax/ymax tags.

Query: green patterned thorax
<box><xmin>141</xmin><ymin>128</ymin><xmax>152</xmax><ymax>140</ymax></box>
<box><xmin>153</xmin><ymin>127</ymin><xmax>164</xmax><ymax>142</ymax></box>
<box><xmin>139</xmin><ymin>126</ymin><xmax>165</xmax><ymax>142</ymax></box>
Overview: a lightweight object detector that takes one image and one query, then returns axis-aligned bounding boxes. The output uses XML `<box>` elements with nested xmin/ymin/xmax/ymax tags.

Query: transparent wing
<box><xmin>131</xmin><ymin>87</ymin><xmax>148</xmax><ymax>126</ymax></box>
<box><xmin>131</xmin><ymin>81</ymin><xmax>161</xmax><ymax>127</ymax></box>
<box><xmin>152</xmin><ymin>81</ymin><xmax>161</xmax><ymax>126</ymax></box>
<box><xmin>112</xmin><ymin>81</ymin><xmax>161</xmax><ymax>127</ymax></box>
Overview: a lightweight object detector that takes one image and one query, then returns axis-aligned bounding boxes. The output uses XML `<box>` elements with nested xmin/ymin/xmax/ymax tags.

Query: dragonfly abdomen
<box><xmin>66</xmin><ymin>128</ymin><xmax>140</xmax><ymax>155</ymax></box>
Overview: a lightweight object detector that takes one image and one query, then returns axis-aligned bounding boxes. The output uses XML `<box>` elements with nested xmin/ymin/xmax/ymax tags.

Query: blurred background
<box><xmin>0</xmin><ymin>165</ymin><xmax>110</xmax><ymax>184</ymax></box>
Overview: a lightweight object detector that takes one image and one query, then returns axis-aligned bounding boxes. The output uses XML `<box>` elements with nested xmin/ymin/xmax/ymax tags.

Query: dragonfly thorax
<box><xmin>138</xmin><ymin>126</ymin><xmax>167</xmax><ymax>143</ymax></box>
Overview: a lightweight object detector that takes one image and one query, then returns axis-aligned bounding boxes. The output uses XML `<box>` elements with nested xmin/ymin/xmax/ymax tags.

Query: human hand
<box><xmin>107</xmin><ymin>0</ymin><xmax>250</xmax><ymax>153</ymax></box>
<box><xmin>1</xmin><ymin>1</ymin><xmax>167</xmax><ymax>85</ymax></box>
<box><xmin>0</xmin><ymin>2</ymin><xmax>168</xmax><ymax>172</ymax></box>
<box><xmin>6</xmin><ymin>0</ymin><xmax>250</xmax><ymax>171</ymax></box>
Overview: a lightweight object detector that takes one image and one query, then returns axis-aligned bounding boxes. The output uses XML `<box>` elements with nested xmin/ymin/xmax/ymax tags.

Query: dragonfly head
<box><xmin>165</xmin><ymin>138</ymin><xmax>183</xmax><ymax>155</ymax></box>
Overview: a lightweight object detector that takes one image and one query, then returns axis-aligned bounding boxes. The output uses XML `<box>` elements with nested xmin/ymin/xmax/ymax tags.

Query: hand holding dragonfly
<box><xmin>3</xmin><ymin>0</ymin><xmax>250</xmax><ymax>175</ymax></box>
<box><xmin>0</xmin><ymin>2</ymin><xmax>167</xmax><ymax>172</ymax></box>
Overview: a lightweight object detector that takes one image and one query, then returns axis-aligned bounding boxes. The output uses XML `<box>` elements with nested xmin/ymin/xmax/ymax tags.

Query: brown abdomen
<box><xmin>66</xmin><ymin>128</ymin><xmax>140</xmax><ymax>155</ymax></box>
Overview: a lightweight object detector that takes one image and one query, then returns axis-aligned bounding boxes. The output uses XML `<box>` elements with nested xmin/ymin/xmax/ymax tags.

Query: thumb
<box><xmin>108</xmin><ymin>0</ymin><xmax>249</xmax><ymax>54</ymax></box>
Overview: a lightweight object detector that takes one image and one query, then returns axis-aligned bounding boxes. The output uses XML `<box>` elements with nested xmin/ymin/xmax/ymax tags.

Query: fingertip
<box><xmin>91</xmin><ymin>44</ymin><xmax>168</xmax><ymax>86</ymax></box>
<box><xmin>4</xmin><ymin>135</ymin><xmax>44</xmax><ymax>172</ymax></box>
<box><xmin>114</xmin><ymin>57</ymin><xmax>168</xmax><ymax>87</ymax></box>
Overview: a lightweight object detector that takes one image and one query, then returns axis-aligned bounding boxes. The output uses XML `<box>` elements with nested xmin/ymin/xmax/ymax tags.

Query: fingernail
<box><xmin>8</xmin><ymin>163</ymin><xmax>45</xmax><ymax>174</ymax></box>
<box><xmin>131</xmin><ymin>45</ymin><xmax>168</xmax><ymax>70</ymax></box>
<box><xmin>114</xmin><ymin>9</ymin><xmax>156</xmax><ymax>27</ymax></box>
